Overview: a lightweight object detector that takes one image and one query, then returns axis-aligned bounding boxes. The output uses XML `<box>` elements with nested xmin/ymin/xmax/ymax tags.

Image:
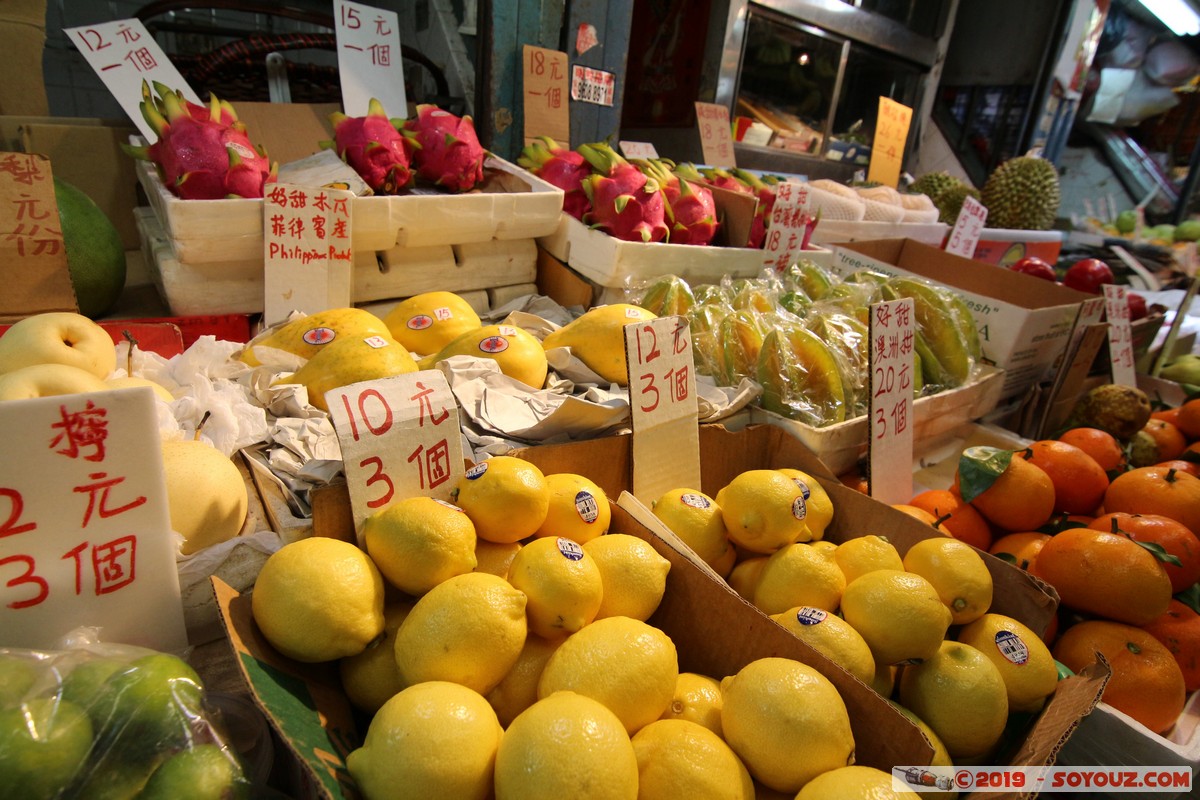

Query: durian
<box><xmin>981</xmin><ymin>155</ymin><xmax>1061</xmax><ymax>231</ymax></box>
<box><xmin>909</xmin><ymin>171</ymin><xmax>962</xmax><ymax>203</ymax></box>
<box><xmin>933</xmin><ymin>183</ymin><xmax>981</xmax><ymax>225</ymax></box>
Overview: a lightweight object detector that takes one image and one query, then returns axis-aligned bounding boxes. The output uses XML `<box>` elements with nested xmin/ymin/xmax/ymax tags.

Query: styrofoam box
<box><xmin>133</xmin><ymin>151</ymin><xmax>565</xmax><ymax>264</ymax></box>
<box><xmin>808</xmin><ymin>219</ymin><xmax>949</xmax><ymax>248</ymax></box>
<box><xmin>748</xmin><ymin>364</ymin><xmax>1006</xmax><ymax>475</ymax></box>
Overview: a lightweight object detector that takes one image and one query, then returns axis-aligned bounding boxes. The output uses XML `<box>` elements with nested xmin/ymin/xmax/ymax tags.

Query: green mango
<box><xmin>1160</xmin><ymin>354</ymin><xmax>1200</xmax><ymax>386</ymax></box>
<box><xmin>756</xmin><ymin>323</ymin><xmax>847</xmax><ymax>427</ymax></box>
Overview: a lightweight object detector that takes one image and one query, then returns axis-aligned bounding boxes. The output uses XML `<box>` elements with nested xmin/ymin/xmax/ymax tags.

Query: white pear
<box><xmin>106</xmin><ymin>376</ymin><xmax>174</xmax><ymax>403</ymax></box>
<box><xmin>0</xmin><ymin>312</ymin><xmax>116</xmax><ymax>378</ymax></box>
<box><xmin>160</xmin><ymin>440</ymin><xmax>249</xmax><ymax>556</ymax></box>
<box><xmin>0</xmin><ymin>363</ymin><xmax>108</xmax><ymax>401</ymax></box>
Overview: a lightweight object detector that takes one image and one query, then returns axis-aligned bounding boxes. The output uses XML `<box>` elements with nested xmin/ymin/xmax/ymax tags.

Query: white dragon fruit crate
<box><xmin>133</xmin><ymin>151</ymin><xmax>565</xmax><ymax>266</ymax></box>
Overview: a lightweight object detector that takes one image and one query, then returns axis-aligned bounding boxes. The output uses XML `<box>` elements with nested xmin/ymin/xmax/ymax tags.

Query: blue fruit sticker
<box><xmin>994</xmin><ymin>630</ymin><xmax>1029</xmax><ymax>665</ymax></box>
<box><xmin>791</xmin><ymin>496</ymin><xmax>808</xmax><ymax>521</ymax></box>
<box><xmin>465</xmin><ymin>462</ymin><xmax>488</xmax><ymax>480</ymax></box>
<box><xmin>794</xmin><ymin>606</ymin><xmax>827</xmax><ymax>625</ymax></box>
<box><xmin>557</xmin><ymin>538</ymin><xmax>584</xmax><ymax>561</ymax></box>
<box><xmin>574</xmin><ymin>490</ymin><xmax>600</xmax><ymax>523</ymax></box>
<box><xmin>680</xmin><ymin>493</ymin><xmax>710</xmax><ymax>509</ymax></box>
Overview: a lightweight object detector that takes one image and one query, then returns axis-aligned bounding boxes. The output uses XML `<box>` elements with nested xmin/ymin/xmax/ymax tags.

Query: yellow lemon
<box><xmin>777</xmin><ymin>467</ymin><xmax>835</xmax><ymax>540</ymax></box>
<box><xmin>795</xmin><ymin>765</ymin><xmax>920</xmax><ymax>799</ymax></box>
<box><xmin>720</xmin><ymin>657</ymin><xmax>855</xmax><ymax>793</ymax></box>
<box><xmin>583</xmin><ymin>534</ymin><xmax>670</xmax><ymax>621</ymax></box>
<box><xmin>507</xmin><ymin>536</ymin><xmax>605</xmax><ymax>639</ymax></box>
<box><xmin>418</xmin><ymin>322</ymin><xmax>548</xmax><ymax>390</ymax></box>
<box><xmin>538</xmin><ymin>616</ymin><xmax>678</xmax><ymax>734</ymax></box>
<box><xmin>382</xmin><ymin>290</ymin><xmax>482</xmax><ymax>356</ymax></box>
<box><xmin>898</xmin><ymin>641</ymin><xmax>1009</xmax><ymax>760</ymax></box>
<box><xmin>239</xmin><ymin>307</ymin><xmax>389</xmax><ymax>366</ymax></box>
<box><xmin>957</xmin><ymin>613</ymin><xmax>1058</xmax><ymax>713</ymax></box>
<box><xmin>362</xmin><ymin>496</ymin><xmax>476</xmax><ymax>596</ymax></box>
<box><xmin>451</xmin><ymin>456</ymin><xmax>550</xmax><ymax>543</ymax></box>
<box><xmin>393</xmin><ymin>572</ymin><xmax>527</xmax><ymax>694</ymax></box>
<box><xmin>651</xmin><ymin>488</ymin><xmax>734</xmax><ymax>576</ymax></box>
<box><xmin>485</xmin><ymin>634</ymin><xmax>564</xmax><ymax>727</ymax></box>
<box><xmin>811</xmin><ymin>540</ymin><xmax>839</xmax><ymax>555</ymax></box>
<box><xmin>535</xmin><ymin>472</ymin><xmax>611</xmax><ymax>543</ymax></box>
<box><xmin>834</xmin><ymin>535</ymin><xmax>904</xmax><ymax>584</ymax></box>
<box><xmin>771</xmin><ymin>606</ymin><xmax>875</xmax><ymax>685</ymax></box>
<box><xmin>339</xmin><ymin>600</ymin><xmax>412</xmax><ymax>714</ymax></box>
<box><xmin>473</xmin><ymin>539</ymin><xmax>521</xmax><ymax>579</ymax></box>
<box><xmin>660</xmin><ymin>672</ymin><xmax>724</xmax><ymax>736</ymax></box>
<box><xmin>753</xmin><ymin>542</ymin><xmax>846</xmax><ymax>615</ymax></box>
<box><xmin>872</xmin><ymin>660</ymin><xmax>898</xmax><ymax>697</ymax></box>
<box><xmin>727</xmin><ymin>556</ymin><xmax>768</xmax><ymax>600</ymax></box>
<box><xmin>345</xmin><ymin>681</ymin><xmax>501</xmax><ymax>800</ymax></box>
<box><xmin>890</xmin><ymin>701</ymin><xmax>958</xmax><ymax>799</ymax></box>
<box><xmin>715</xmin><ymin>470</ymin><xmax>812</xmax><ymax>553</ymax></box>
<box><xmin>902</xmin><ymin>537</ymin><xmax>993</xmax><ymax>625</ymax></box>
<box><xmin>541</xmin><ymin>303</ymin><xmax>658</xmax><ymax>386</ymax></box>
<box><xmin>631</xmin><ymin>719</ymin><xmax>755</xmax><ymax>800</ymax></box>
<box><xmin>251</xmin><ymin>537</ymin><xmax>385</xmax><ymax>663</ymax></box>
<box><xmin>495</xmin><ymin>691</ymin><xmax>638</xmax><ymax>800</ymax></box>
<box><xmin>840</xmin><ymin>569</ymin><xmax>953</xmax><ymax>666</ymax></box>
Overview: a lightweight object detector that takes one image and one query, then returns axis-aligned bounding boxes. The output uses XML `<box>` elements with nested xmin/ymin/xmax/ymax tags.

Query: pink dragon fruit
<box><xmin>327</xmin><ymin>98</ymin><xmax>419</xmax><ymax>194</ymax></box>
<box><xmin>122</xmin><ymin>83</ymin><xmax>276</xmax><ymax>200</ymax></box>
<box><xmin>578</xmin><ymin>143</ymin><xmax>668</xmax><ymax>244</ymax></box>
<box><xmin>404</xmin><ymin>104</ymin><xmax>487</xmax><ymax>192</ymax></box>
<box><xmin>635</xmin><ymin>159</ymin><xmax>718</xmax><ymax>246</ymax></box>
<box><xmin>518</xmin><ymin>136</ymin><xmax>591</xmax><ymax>220</ymax></box>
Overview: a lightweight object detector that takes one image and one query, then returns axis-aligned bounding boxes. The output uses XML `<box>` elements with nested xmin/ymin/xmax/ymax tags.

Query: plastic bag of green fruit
<box><xmin>0</xmin><ymin>628</ymin><xmax>254</xmax><ymax>799</ymax></box>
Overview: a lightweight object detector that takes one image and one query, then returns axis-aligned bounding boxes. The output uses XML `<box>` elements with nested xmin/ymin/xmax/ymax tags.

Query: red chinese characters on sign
<box><xmin>870</xmin><ymin>301</ymin><xmax>916</xmax><ymax>440</ymax></box>
<box><xmin>570</xmin><ymin>66</ymin><xmax>616</xmax><ymax>107</ymax></box>
<box><xmin>630</xmin><ymin>317</ymin><xmax>693</xmax><ymax>414</ymax></box>
<box><xmin>338</xmin><ymin>5</ymin><xmax>394</xmax><ymax>67</ymax></box>
<box><xmin>762</xmin><ymin>181</ymin><xmax>813</xmax><ymax>272</ymax></box>
<box><xmin>71</xmin><ymin>22</ymin><xmax>157</xmax><ymax>74</ymax></box>
<box><xmin>529</xmin><ymin>49</ymin><xmax>567</xmax><ymax>110</ymax></box>
<box><xmin>2</xmin><ymin>399</ymin><xmax>145</xmax><ymax>610</ymax></box>
<box><xmin>266</xmin><ymin>186</ymin><xmax>351</xmax><ymax>243</ymax></box>
<box><xmin>1103</xmin><ymin>284</ymin><xmax>1137</xmax><ymax>386</ymax></box>
<box><xmin>1</xmin><ymin>155</ymin><xmax>62</xmax><ymax>258</ymax></box>
<box><xmin>945</xmin><ymin>195</ymin><xmax>988</xmax><ymax>258</ymax></box>
<box><xmin>695</xmin><ymin>102</ymin><xmax>734</xmax><ymax>167</ymax></box>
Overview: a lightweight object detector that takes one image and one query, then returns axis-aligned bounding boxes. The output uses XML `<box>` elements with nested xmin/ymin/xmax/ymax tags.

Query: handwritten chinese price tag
<box><xmin>1102</xmin><ymin>284</ymin><xmax>1137</xmax><ymax>387</ymax></box>
<box><xmin>624</xmin><ymin>316</ymin><xmax>701</xmax><ymax>504</ymax></box>
<box><xmin>868</xmin><ymin>299</ymin><xmax>916</xmax><ymax>505</ymax></box>
<box><xmin>0</xmin><ymin>388</ymin><xmax>186</xmax><ymax>651</ymax></box>
<box><xmin>0</xmin><ymin>153</ymin><xmax>76</xmax><ymax>320</ymax></box>
<box><xmin>945</xmin><ymin>195</ymin><xmax>988</xmax><ymax>259</ymax></box>
<box><xmin>65</xmin><ymin>19</ymin><xmax>199</xmax><ymax>141</ymax></box>
<box><xmin>619</xmin><ymin>141</ymin><xmax>660</xmax><ymax>160</ymax></box>
<box><xmin>334</xmin><ymin>0</ymin><xmax>407</xmax><ymax>117</ymax></box>
<box><xmin>327</xmin><ymin>371</ymin><xmax>464</xmax><ymax>545</ymax></box>
<box><xmin>866</xmin><ymin>98</ymin><xmax>913</xmax><ymax>189</ymax></box>
<box><xmin>695</xmin><ymin>102</ymin><xmax>735</xmax><ymax>168</ymax></box>
<box><xmin>761</xmin><ymin>181</ymin><xmax>811</xmax><ymax>272</ymax></box>
<box><xmin>571</xmin><ymin>65</ymin><xmax>616</xmax><ymax>106</ymax></box>
<box><xmin>523</xmin><ymin>45</ymin><xmax>570</xmax><ymax>146</ymax></box>
<box><xmin>263</xmin><ymin>182</ymin><xmax>354</xmax><ymax>326</ymax></box>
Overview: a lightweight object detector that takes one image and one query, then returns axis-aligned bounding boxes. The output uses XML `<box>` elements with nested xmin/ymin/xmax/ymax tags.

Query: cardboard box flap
<box><xmin>1004</xmin><ymin>658</ymin><xmax>1110</xmax><ymax>774</ymax></box>
<box><xmin>231</xmin><ymin>102</ymin><xmax>341</xmax><ymax>169</ymax></box>
<box><xmin>212</xmin><ymin>577</ymin><xmax>358</xmax><ymax>800</ymax></box>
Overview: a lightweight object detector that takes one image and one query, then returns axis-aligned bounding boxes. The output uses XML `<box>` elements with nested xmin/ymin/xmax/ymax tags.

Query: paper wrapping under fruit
<box><xmin>0</xmin><ymin>628</ymin><xmax>255</xmax><ymax>797</ymax></box>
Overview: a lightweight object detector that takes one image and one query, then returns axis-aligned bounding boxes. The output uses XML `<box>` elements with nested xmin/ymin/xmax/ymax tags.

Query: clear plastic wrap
<box><xmin>880</xmin><ymin>275</ymin><xmax>979</xmax><ymax>394</ymax></box>
<box><xmin>755</xmin><ymin>317</ymin><xmax>848</xmax><ymax>427</ymax></box>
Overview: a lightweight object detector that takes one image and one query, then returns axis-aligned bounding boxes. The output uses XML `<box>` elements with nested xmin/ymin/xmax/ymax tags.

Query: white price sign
<box><xmin>0</xmin><ymin>388</ymin><xmax>186</xmax><ymax>651</ymax></box>
<box><xmin>570</xmin><ymin>65</ymin><xmax>616</xmax><ymax>106</ymax></box>
<box><xmin>326</xmin><ymin>371</ymin><xmax>464</xmax><ymax>544</ymax></box>
<box><xmin>263</xmin><ymin>183</ymin><xmax>354</xmax><ymax>326</ymax></box>
<box><xmin>945</xmin><ymin>195</ymin><xmax>988</xmax><ymax>258</ymax></box>
<box><xmin>868</xmin><ymin>299</ymin><xmax>916</xmax><ymax>505</ymax></box>
<box><xmin>619</xmin><ymin>141</ymin><xmax>660</xmax><ymax>160</ymax></box>
<box><xmin>761</xmin><ymin>181</ymin><xmax>811</xmax><ymax>272</ymax></box>
<box><xmin>334</xmin><ymin>0</ymin><xmax>407</xmax><ymax>117</ymax></box>
<box><xmin>624</xmin><ymin>316</ymin><xmax>700</xmax><ymax>503</ymax></box>
<box><xmin>65</xmin><ymin>19</ymin><xmax>200</xmax><ymax>141</ymax></box>
<box><xmin>1102</xmin><ymin>284</ymin><xmax>1137</xmax><ymax>387</ymax></box>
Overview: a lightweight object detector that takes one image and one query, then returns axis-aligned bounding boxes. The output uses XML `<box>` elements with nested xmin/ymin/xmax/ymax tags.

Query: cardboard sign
<box><xmin>65</xmin><ymin>19</ymin><xmax>199</xmax><ymax>141</ymax></box>
<box><xmin>262</xmin><ymin>183</ymin><xmax>354</xmax><ymax>326</ymax></box>
<box><xmin>945</xmin><ymin>195</ymin><xmax>988</xmax><ymax>259</ymax></box>
<box><xmin>334</xmin><ymin>0</ymin><xmax>407</xmax><ymax>117</ymax></box>
<box><xmin>326</xmin><ymin>371</ymin><xmax>464</xmax><ymax>545</ymax></box>
<box><xmin>695</xmin><ymin>102</ymin><xmax>735</xmax><ymax>168</ymax></box>
<box><xmin>522</xmin><ymin>45</ymin><xmax>570</xmax><ymax>146</ymax></box>
<box><xmin>0</xmin><ymin>387</ymin><xmax>186</xmax><ymax>652</ymax></box>
<box><xmin>761</xmin><ymin>180</ymin><xmax>811</xmax><ymax>272</ymax></box>
<box><xmin>0</xmin><ymin>153</ymin><xmax>76</xmax><ymax>321</ymax></box>
<box><xmin>571</xmin><ymin>65</ymin><xmax>616</xmax><ymax>106</ymax></box>
<box><xmin>1102</xmin><ymin>284</ymin><xmax>1137</xmax><ymax>386</ymax></box>
<box><xmin>624</xmin><ymin>316</ymin><xmax>700</xmax><ymax>503</ymax></box>
<box><xmin>867</xmin><ymin>98</ymin><xmax>913</xmax><ymax>189</ymax></box>
<box><xmin>619</xmin><ymin>141</ymin><xmax>660</xmax><ymax>160</ymax></box>
<box><xmin>867</xmin><ymin>299</ymin><xmax>916</xmax><ymax>505</ymax></box>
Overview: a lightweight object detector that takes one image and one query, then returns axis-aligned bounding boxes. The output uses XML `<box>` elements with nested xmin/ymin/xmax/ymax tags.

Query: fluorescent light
<box><xmin>1138</xmin><ymin>0</ymin><xmax>1200</xmax><ymax>36</ymax></box>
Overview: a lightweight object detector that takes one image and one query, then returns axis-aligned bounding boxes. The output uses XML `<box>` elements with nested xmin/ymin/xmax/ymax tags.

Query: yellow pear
<box><xmin>541</xmin><ymin>303</ymin><xmax>657</xmax><ymax>386</ymax></box>
<box><xmin>238</xmin><ymin>308</ymin><xmax>391</xmax><ymax>367</ymax></box>
<box><xmin>106</xmin><ymin>375</ymin><xmax>174</xmax><ymax>403</ymax></box>
<box><xmin>418</xmin><ymin>323</ymin><xmax>547</xmax><ymax>390</ymax></box>
<box><xmin>0</xmin><ymin>312</ymin><xmax>116</xmax><ymax>378</ymax></box>
<box><xmin>275</xmin><ymin>333</ymin><xmax>419</xmax><ymax>411</ymax></box>
<box><xmin>382</xmin><ymin>291</ymin><xmax>482</xmax><ymax>357</ymax></box>
<box><xmin>0</xmin><ymin>363</ymin><xmax>108</xmax><ymax>401</ymax></box>
<box><xmin>161</xmin><ymin>440</ymin><xmax>248</xmax><ymax>555</ymax></box>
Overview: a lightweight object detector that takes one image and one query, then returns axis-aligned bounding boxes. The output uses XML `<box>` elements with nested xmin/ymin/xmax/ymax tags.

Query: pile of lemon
<box><xmin>652</xmin><ymin>468</ymin><xmax>1063</xmax><ymax>774</ymax></box>
<box><xmin>250</xmin><ymin>457</ymin><xmax>917</xmax><ymax>799</ymax></box>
